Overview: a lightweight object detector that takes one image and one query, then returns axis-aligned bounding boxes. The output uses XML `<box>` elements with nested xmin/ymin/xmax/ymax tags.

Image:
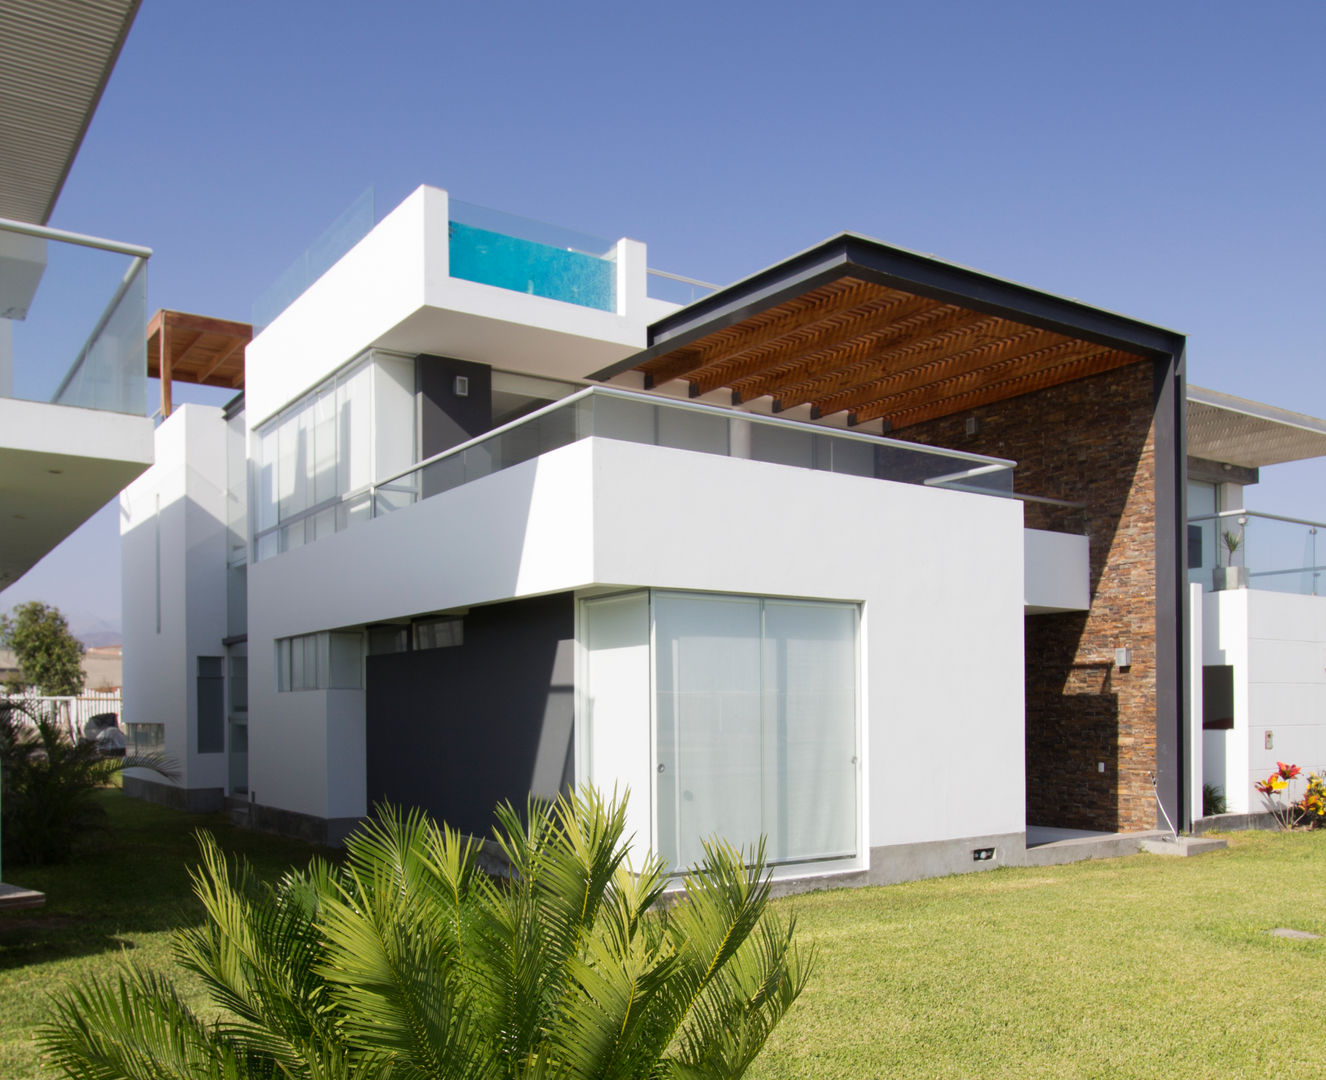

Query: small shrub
<box><xmin>1202</xmin><ymin>782</ymin><xmax>1227</xmax><ymax>817</ymax></box>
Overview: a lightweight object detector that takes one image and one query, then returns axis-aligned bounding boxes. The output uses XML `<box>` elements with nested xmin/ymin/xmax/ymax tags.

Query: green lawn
<box><xmin>1</xmin><ymin>794</ymin><xmax>1323</xmax><ymax>1079</ymax></box>
<box><xmin>0</xmin><ymin>791</ymin><xmax>335</xmax><ymax>1079</ymax></box>
<box><xmin>751</xmin><ymin>829</ymin><xmax>1326</xmax><ymax>1079</ymax></box>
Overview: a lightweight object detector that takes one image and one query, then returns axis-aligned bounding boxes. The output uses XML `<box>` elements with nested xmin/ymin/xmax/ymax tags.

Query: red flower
<box><xmin>1278</xmin><ymin>762</ymin><xmax>1302</xmax><ymax>781</ymax></box>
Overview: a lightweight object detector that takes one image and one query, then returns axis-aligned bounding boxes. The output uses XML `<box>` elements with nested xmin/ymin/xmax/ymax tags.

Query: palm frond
<box><xmin>39</xmin><ymin>966</ymin><xmax>250</xmax><ymax>1080</ymax></box>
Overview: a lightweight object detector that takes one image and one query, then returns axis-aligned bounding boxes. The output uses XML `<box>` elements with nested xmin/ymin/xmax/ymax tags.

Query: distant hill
<box><xmin>77</xmin><ymin>628</ymin><xmax>123</xmax><ymax>649</ymax></box>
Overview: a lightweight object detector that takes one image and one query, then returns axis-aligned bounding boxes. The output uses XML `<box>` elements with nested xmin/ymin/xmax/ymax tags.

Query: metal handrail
<box><xmin>370</xmin><ymin>384</ymin><xmax>1017</xmax><ymax>494</ymax></box>
<box><xmin>646</xmin><ymin>268</ymin><xmax>720</xmax><ymax>290</ymax></box>
<box><xmin>1188</xmin><ymin>508</ymin><xmax>1326</xmax><ymax>530</ymax></box>
<box><xmin>0</xmin><ymin>215</ymin><xmax>153</xmax><ymax>259</ymax></box>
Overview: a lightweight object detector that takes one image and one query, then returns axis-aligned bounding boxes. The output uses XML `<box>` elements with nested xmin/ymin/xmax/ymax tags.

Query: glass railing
<box><xmin>0</xmin><ymin>218</ymin><xmax>149</xmax><ymax>415</ymax></box>
<box><xmin>646</xmin><ymin>268</ymin><xmax>718</xmax><ymax>306</ymax></box>
<box><xmin>448</xmin><ymin>199</ymin><xmax>616</xmax><ymax>312</ymax></box>
<box><xmin>251</xmin><ymin>187</ymin><xmax>377</xmax><ymax>330</ymax></box>
<box><xmin>251</xmin><ymin>387</ymin><xmax>1016</xmax><ymax>560</ymax></box>
<box><xmin>1189</xmin><ymin>510</ymin><xmax>1325</xmax><ymax>596</ymax></box>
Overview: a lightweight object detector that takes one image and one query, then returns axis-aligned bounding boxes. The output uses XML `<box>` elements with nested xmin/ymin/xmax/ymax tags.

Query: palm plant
<box><xmin>0</xmin><ymin>702</ymin><xmax>177</xmax><ymax>866</ymax></box>
<box><xmin>40</xmin><ymin>787</ymin><xmax>813</xmax><ymax>1080</ymax></box>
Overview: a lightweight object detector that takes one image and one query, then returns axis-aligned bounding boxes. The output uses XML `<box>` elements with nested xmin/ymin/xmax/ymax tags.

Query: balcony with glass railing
<box><xmin>253</xmin><ymin>385</ymin><xmax>1020</xmax><ymax>560</ymax></box>
<box><xmin>0</xmin><ymin>217</ymin><xmax>149</xmax><ymax>415</ymax></box>
<box><xmin>1189</xmin><ymin>509</ymin><xmax>1325</xmax><ymax>595</ymax></box>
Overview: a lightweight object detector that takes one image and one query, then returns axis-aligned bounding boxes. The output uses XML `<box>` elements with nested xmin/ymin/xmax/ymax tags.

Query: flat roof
<box><xmin>1187</xmin><ymin>385</ymin><xmax>1326</xmax><ymax>468</ymax></box>
<box><xmin>592</xmin><ymin>233</ymin><xmax>1185</xmax><ymax>432</ymax></box>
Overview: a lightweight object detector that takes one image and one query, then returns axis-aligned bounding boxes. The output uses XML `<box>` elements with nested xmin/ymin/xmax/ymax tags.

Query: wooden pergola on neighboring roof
<box><xmin>593</xmin><ymin>236</ymin><xmax>1186</xmax><ymax>432</ymax></box>
<box><xmin>146</xmin><ymin>309</ymin><xmax>251</xmax><ymax>418</ymax></box>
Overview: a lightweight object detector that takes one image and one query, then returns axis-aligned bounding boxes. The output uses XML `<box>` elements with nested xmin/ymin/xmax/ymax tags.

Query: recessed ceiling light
<box><xmin>12</xmin><ymin>513</ymin><xmax>27</xmax><ymax>520</ymax></box>
<box><xmin>48</xmin><ymin>468</ymin><xmax>63</xmax><ymax>475</ymax></box>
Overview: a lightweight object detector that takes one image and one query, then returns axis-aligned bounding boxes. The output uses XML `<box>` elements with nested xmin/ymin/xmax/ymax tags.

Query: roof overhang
<box><xmin>1186</xmin><ymin>385</ymin><xmax>1326</xmax><ymax>469</ymax></box>
<box><xmin>592</xmin><ymin>234</ymin><xmax>1185</xmax><ymax>432</ymax></box>
<box><xmin>0</xmin><ymin>0</ymin><xmax>142</xmax><ymax>224</ymax></box>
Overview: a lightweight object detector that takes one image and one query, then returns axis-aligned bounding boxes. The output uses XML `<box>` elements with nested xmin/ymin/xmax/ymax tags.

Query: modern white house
<box><xmin>1185</xmin><ymin>387</ymin><xmax>1326</xmax><ymax>817</ymax></box>
<box><xmin>124</xmin><ymin>182</ymin><xmax>1217</xmax><ymax>887</ymax></box>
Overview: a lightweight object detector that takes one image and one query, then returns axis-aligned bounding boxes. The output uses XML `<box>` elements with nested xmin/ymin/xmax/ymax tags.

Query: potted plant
<box><xmin>1213</xmin><ymin>528</ymin><xmax>1247</xmax><ymax>590</ymax></box>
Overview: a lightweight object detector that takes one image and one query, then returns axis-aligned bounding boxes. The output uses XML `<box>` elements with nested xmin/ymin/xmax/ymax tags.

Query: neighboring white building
<box><xmin>2</xmin><ymin>0</ymin><xmax>152</xmax><ymax>906</ymax></box>
<box><xmin>1</xmin><ymin>1</ymin><xmax>154</xmax><ymax>596</ymax></box>
<box><xmin>1185</xmin><ymin>387</ymin><xmax>1326</xmax><ymax>817</ymax></box>
<box><xmin>126</xmin><ymin>183</ymin><xmax>1216</xmax><ymax>887</ymax></box>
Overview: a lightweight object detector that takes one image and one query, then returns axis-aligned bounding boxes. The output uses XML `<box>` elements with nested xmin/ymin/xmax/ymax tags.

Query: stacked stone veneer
<box><xmin>897</xmin><ymin>361</ymin><xmax>1160</xmax><ymax>832</ymax></box>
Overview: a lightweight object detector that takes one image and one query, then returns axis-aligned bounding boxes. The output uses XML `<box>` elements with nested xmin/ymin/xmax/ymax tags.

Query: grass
<box><xmin>0</xmin><ymin>790</ymin><xmax>335</xmax><ymax>1079</ymax></box>
<box><xmin>1</xmin><ymin>795</ymin><xmax>1323</xmax><ymax>1079</ymax></box>
<box><xmin>751</xmin><ymin>829</ymin><xmax>1326</xmax><ymax>1079</ymax></box>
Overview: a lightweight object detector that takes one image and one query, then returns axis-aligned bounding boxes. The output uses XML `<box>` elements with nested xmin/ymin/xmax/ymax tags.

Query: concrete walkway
<box><xmin>1024</xmin><ymin>826</ymin><xmax>1169</xmax><ymax>867</ymax></box>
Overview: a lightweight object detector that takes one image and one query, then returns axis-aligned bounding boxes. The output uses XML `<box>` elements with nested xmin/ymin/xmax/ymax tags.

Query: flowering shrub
<box><xmin>1293</xmin><ymin>771</ymin><xmax>1326</xmax><ymax>828</ymax></box>
<box><xmin>1255</xmin><ymin>762</ymin><xmax>1326</xmax><ymax>830</ymax></box>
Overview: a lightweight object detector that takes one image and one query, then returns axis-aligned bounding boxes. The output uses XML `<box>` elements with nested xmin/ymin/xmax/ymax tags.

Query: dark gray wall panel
<box><xmin>418</xmin><ymin>354</ymin><xmax>492</xmax><ymax>460</ymax></box>
<box><xmin>365</xmin><ymin>592</ymin><xmax>575</xmax><ymax>837</ymax></box>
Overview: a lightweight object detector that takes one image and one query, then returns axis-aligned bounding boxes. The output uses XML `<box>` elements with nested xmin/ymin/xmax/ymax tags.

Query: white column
<box><xmin>1188</xmin><ymin>582</ymin><xmax>1205</xmax><ymax>824</ymax></box>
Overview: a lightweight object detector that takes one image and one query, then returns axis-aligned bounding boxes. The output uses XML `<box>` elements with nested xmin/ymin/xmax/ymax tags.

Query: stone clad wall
<box><xmin>895</xmin><ymin>362</ymin><xmax>1160</xmax><ymax>831</ymax></box>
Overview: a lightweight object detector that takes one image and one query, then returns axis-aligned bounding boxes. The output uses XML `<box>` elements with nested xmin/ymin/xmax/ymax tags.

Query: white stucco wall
<box><xmin>1024</xmin><ymin>528</ymin><xmax>1090</xmax><ymax>612</ymax></box>
<box><xmin>1203</xmin><ymin>587</ymin><xmax>1326</xmax><ymax>812</ymax></box>
<box><xmin>120</xmin><ymin>406</ymin><xmax>229</xmax><ymax>793</ymax></box>
<box><xmin>246</xmin><ymin>436</ymin><xmax>1027</xmax><ymax>858</ymax></box>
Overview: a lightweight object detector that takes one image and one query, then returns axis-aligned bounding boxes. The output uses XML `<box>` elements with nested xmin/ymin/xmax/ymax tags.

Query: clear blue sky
<box><xmin>5</xmin><ymin>0</ymin><xmax>1324</xmax><ymax>637</ymax></box>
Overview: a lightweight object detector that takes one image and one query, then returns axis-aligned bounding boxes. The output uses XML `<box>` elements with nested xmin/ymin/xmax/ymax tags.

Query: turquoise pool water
<box><xmin>448</xmin><ymin>222</ymin><xmax>616</xmax><ymax>312</ymax></box>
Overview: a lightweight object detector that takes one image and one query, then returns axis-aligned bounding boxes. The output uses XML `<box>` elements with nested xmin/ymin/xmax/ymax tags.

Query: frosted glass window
<box><xmin>654</xmin><ymin>591</ymin><xmax>857</xmax><ymax>870</ymax></box>
<box><xmin>338</xmin><ymin>362</ymin><xmax>371</xmax><ymax>492</ymax></box>
<box><xmin>252</xmin><ymin>352</ymin><xmax>413</xmax><ymax>559</ymax></box>
<box><xmin>312</xmin><ymin>386</ymin><xmax>338</xmax><ymax>504</ymax></box>
<box><xmin>655</xmin><ymin>593</ymin><xmax>765</xmax><ymax>870</ymax></box>
<box><xmin>413</xmin><ymin>616</ymin><xmax>464</xmax><ymax>651</ymax></box>
<box><xmin>256</xmin><ymin>428</ymin><xmax>278</xmax><ymax>532</ymax></box>
<box><xmin>329</xmin><ymin>632</ymin><xmax>363</xmax><ymax>689</ymax></box>
<box><xmin>761</xmin><ymin>600</ymin><xmax>857</xmax><ymax>861</ymax></box>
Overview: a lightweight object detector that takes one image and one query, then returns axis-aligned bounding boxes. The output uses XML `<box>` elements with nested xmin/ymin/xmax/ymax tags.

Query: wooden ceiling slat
<box><xmin>859</xmin><ymin>349</ymin><xmax>1136</xmax><ymax>429</ymax></box>
<box><xmin>688</xmin><ymin>290</ymin><xmax>934</xmax><ymax>398</ymax></box>
<box><xmin>847</xmin><ymin>338</ymin><xmax>1110</xmax><ymax>426</ymax></box>
<box><xmin>193</xmin><ymin>336</ymin><xmax>245</xmax><ymax>386</ymax></box>
<box><xmin>808</xmin><ymin>325</ymin><xmax>1066</xmax><ymax>419</ymax></box>
<box><xmin>639</xmin><ymin>278</ymin><xmax>886</xmax><ymax>388</ymax></box>
<box><xmin>768</xmin><ymin>312</ymin><xmax>1022</xmax><ymax>414</ymax></box>
<box><xmin>726</xmin><ymin>301</ymin><xmax>972</xmax><ymax>406</ymax></box>
<box><xmin>169</xmin><ymin>331</ymin><xmax>207</xmax><ymax>372</ymax></box>
<box><xmin>628</xmin><ymin>279</ymin><xmax>1149</xmax><ymax>434</ymax></box>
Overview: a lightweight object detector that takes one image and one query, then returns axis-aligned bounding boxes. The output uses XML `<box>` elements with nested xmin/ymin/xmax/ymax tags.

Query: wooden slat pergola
<box><xmin>595</xmin><ymin>236</ymin><xmax>1170</xmax><ymax>433</ymax></box>
<box><xmin>146</xmin><ymin>309</ymin><xmax>251</xmax><ymax>418</ymax></box>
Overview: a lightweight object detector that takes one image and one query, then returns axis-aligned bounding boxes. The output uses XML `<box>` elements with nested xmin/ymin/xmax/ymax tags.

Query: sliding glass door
<box><xmin>653</xmin><ymin>592</ymin><xmax>858</xmax><ymax>869</ymax></box>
